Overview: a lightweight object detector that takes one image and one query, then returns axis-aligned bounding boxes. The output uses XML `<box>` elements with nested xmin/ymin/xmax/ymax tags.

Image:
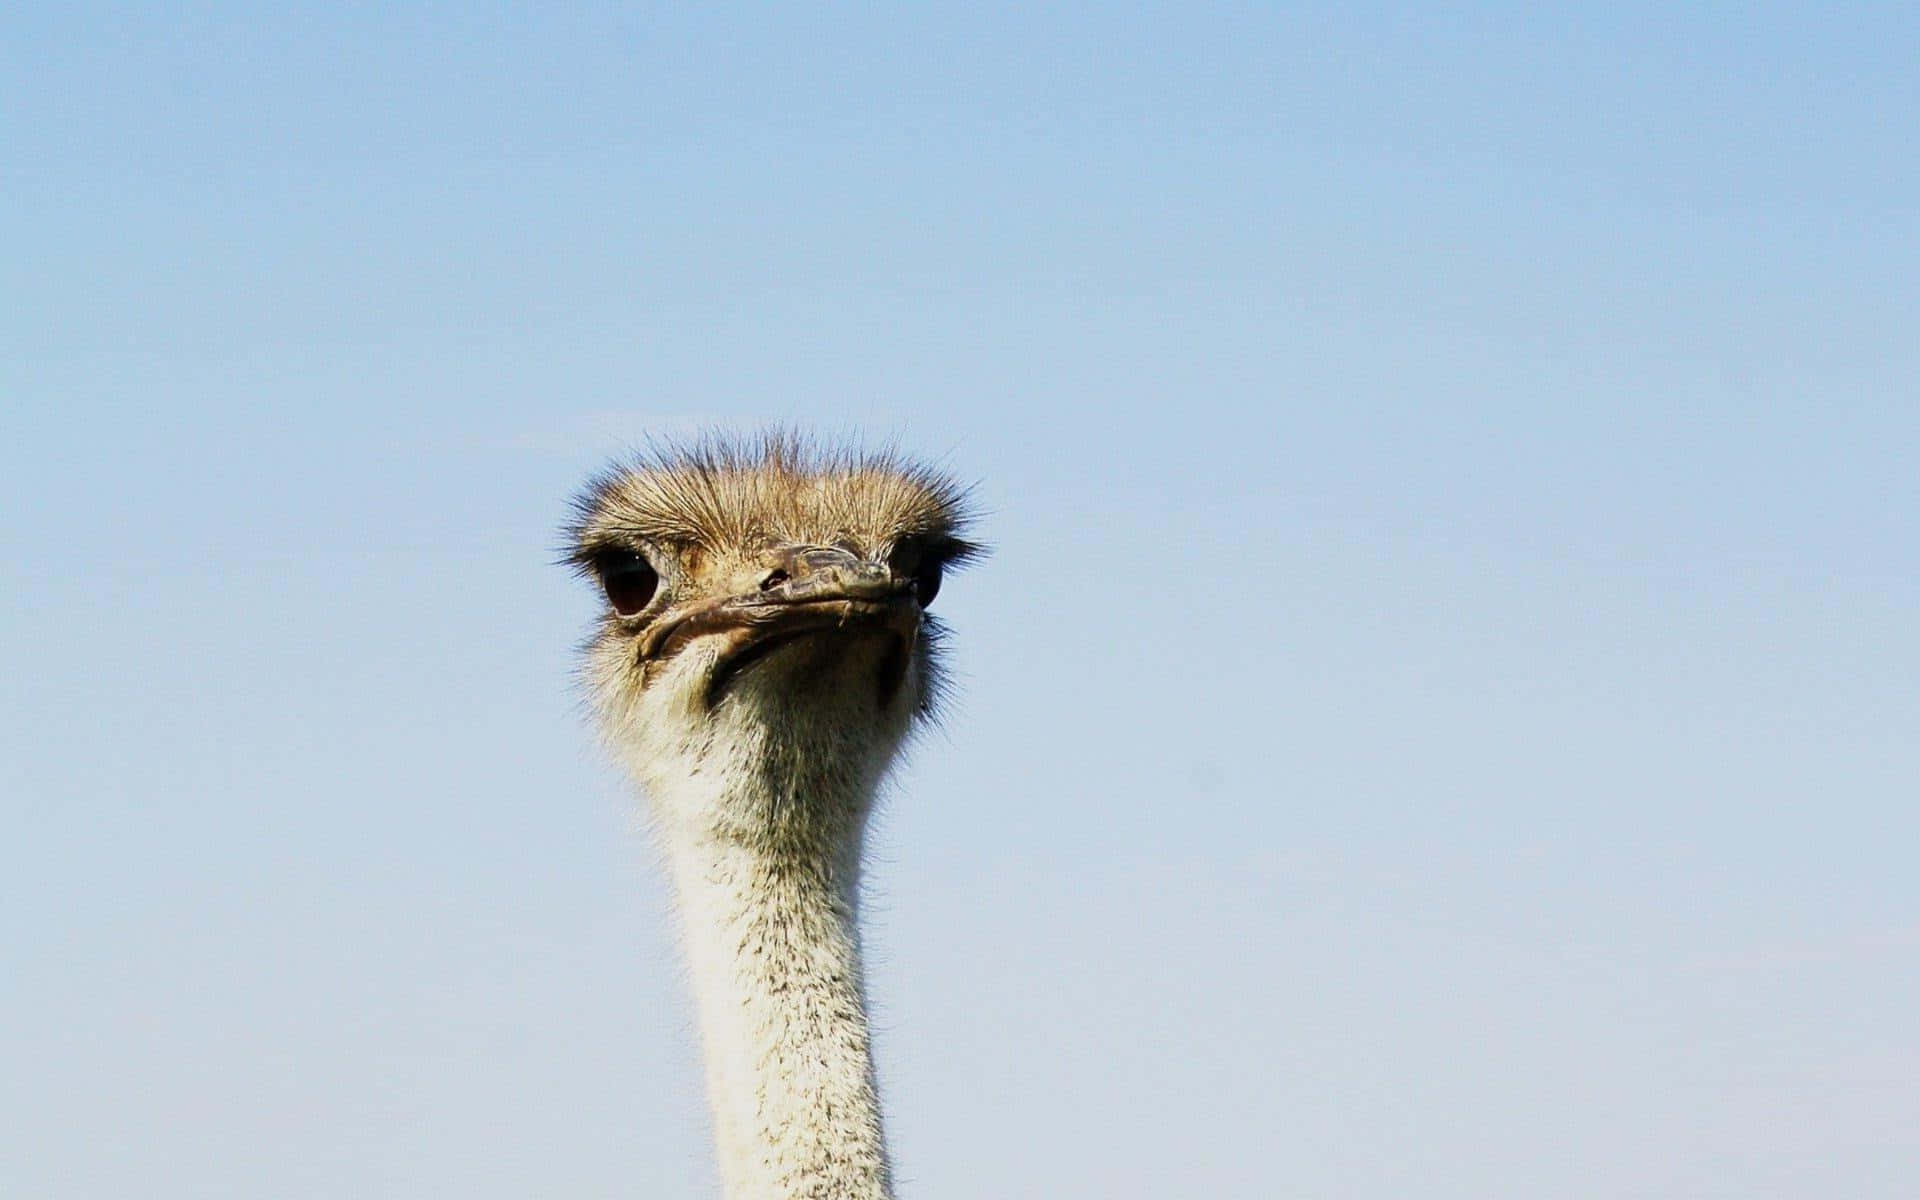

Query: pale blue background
<box><xmin>5</xmin><ymin>5</ymin><xmax>1916</xmax><ymax>1197</ymax></box>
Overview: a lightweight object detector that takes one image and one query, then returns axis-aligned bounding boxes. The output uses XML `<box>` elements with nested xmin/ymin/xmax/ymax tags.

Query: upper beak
<box><xmin>639</xmin><ymin>545</ymin><xmax>918</xmax><ymax>664</ymax></box>
<box><xmin>760</xmin><ymin>545</ymin><xmax>907</xmax><ymax>604</ymax></box>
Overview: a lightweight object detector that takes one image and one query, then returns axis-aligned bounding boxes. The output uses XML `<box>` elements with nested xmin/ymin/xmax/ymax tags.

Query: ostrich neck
<box><xmin>655</xmin><ymin>754</ymin><xmax>894</xmax><ymax>1200</ymax></box>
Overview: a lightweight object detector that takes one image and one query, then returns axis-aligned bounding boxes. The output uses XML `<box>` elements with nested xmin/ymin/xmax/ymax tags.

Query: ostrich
<box><xmin>566</xmin><ymin>434</ymin><xmax>980</xmax><ymax>1200</ymax></box>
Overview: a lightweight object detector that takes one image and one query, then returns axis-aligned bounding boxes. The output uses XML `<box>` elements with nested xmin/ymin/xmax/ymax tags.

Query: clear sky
<box><xmin>5</xmin><ymin>4</ymin><xmax>1916</xmax><ymax>1197</ymax></box>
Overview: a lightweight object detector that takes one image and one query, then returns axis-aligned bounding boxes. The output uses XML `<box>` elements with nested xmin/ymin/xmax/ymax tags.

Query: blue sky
<box><xmin>5</xmin><ymin>5</ymin><xmax>1917</xmax><ymax>1197</ymax></box>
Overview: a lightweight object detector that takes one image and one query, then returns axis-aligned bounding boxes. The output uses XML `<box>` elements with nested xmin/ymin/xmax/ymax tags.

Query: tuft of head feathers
<box><xmin>565</xmin><ymin>431</ymin><xmax>980</xmax><ymax>572</ymax></box>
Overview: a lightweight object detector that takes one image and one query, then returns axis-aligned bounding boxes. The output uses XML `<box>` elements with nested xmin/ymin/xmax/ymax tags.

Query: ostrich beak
<box><xmin>638</xmin><ymin>546</ymin><xmax>921</xmax><ymax>701</ymax></box>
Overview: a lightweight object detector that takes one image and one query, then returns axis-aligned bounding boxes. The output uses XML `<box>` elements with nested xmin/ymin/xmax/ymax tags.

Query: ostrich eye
<box><xmin>599</xmin><ymin>552</ymin><xmax>659</xmax><ymax>616</ymax></box>
<box><xmin>912</xmin><ymin>560</ymin><xmax>943</xmax><ymax>607</ymax></box>
<box><xmin>892</xmin><ymin>538</ymin><xmax>956</xmax><ymax>608</ymax></box>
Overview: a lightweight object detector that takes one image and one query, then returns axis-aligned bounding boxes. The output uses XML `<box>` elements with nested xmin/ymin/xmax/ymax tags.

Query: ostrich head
<box><xmin>566</xmin><ymin>435</ymin><xmax>979</xmax><ymax>839</ymax></box>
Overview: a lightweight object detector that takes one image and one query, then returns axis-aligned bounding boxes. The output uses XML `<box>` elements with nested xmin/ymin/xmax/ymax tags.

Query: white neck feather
<box><xmin>648</xmin><ymin>737</ymin><xmax>897</xmax><ymax>1200</ymax></box>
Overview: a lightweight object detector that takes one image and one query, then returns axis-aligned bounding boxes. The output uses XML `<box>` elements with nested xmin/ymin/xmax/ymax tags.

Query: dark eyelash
<box><xmin>921</xmin><ymin>537</ymin><xmax>982</xmax><ymax>568</ymax></box>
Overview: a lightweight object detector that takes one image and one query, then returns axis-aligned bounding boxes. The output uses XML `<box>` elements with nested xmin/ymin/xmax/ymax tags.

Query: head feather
<box><xmin>566</xmin><ymin>431</ymin><xmax>981</xmax><ymax>569</ymax></box>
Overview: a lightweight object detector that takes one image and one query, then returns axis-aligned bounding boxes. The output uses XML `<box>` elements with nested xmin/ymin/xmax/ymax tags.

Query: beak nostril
<box><xmin>760</xmin><ymin>569</ymin><xmax>790</xmax><ymax>592</ymax></box>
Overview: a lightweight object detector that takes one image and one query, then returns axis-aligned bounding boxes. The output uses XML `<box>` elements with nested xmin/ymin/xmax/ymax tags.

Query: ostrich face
<box><xmin>567</xmin><ymin>439</ymin><xmax>977</xmax><ymax>813</ymax></box>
